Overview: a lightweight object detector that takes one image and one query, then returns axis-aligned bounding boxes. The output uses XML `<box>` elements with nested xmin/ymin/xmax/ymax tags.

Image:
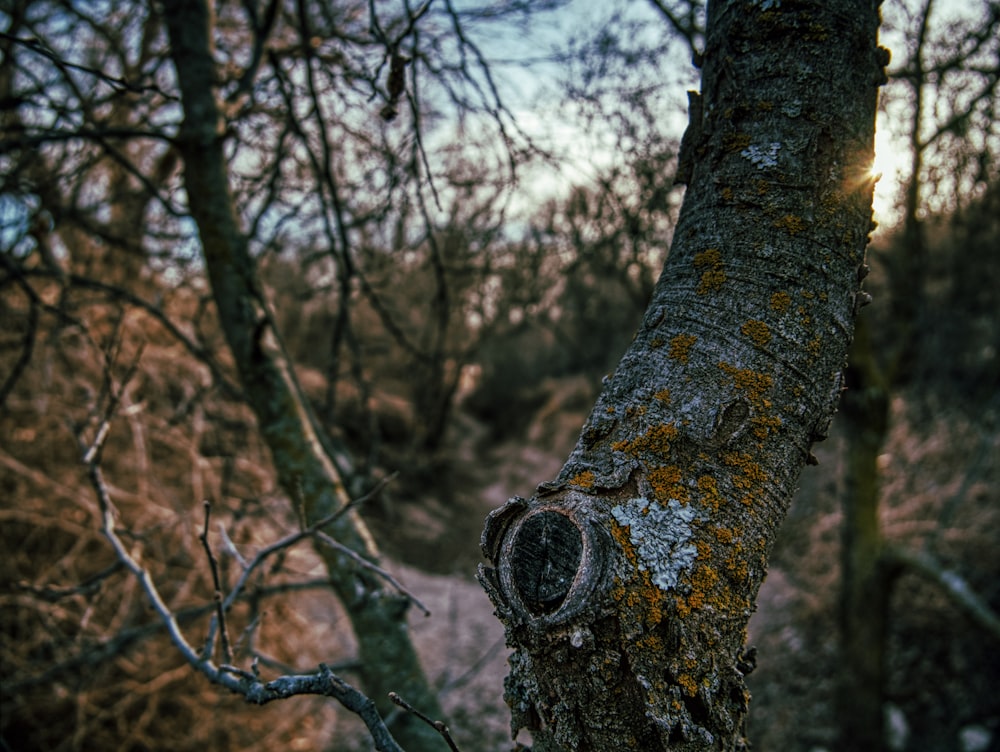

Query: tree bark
<box><xmin>160</xmin><ymin>3</ymin><xmax>443</xmax><ymax>749</ymax></box>
<box><xmin>480</xmin><ymin>1</ymin><xmax>885</xmax><ymax>749</ymax></box>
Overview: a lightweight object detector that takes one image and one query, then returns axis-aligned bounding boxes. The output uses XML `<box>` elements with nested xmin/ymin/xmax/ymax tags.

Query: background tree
<box><xmin>835</xmin><ymin>2</ymin><xmax>1000</xmax><ymax>749</ymax></box>
<box><xmin>1</xmin><ymin>0</ymin><xmax>567</xmax><ymax>749</ymax></box>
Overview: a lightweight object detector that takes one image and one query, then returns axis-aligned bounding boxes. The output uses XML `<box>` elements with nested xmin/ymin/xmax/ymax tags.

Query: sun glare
<box><xmin>870</xmin><ymin>126</ymin><xmax>909</xmax><ymax>228</ymax></box>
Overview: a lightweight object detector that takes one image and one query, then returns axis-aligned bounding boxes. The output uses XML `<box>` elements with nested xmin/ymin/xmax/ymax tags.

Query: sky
<box><xmin>464</xmin><ymin>0</ymin><xmax>994</xmax><ymax>232</ymax></box>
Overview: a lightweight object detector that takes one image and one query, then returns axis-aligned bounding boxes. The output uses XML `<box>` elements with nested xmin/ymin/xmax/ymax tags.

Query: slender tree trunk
<box><xmin>160</xmin><ymin>3</ymin><xmax>443</xmax><ymax>749</ymax></box>
<box><xmin>835</xmin><ymin>4</ymin><xmax>934</xmax><ymax>743</ymax></box>
<box><xmin>480</xmin><ymin>1</ymin><xmax>885</xmax><ymax>749</ymax></box>
<box><xmin>837</xmin><ymin>315</ymin><xmax>892</xmax><ymax>752</ymax></box>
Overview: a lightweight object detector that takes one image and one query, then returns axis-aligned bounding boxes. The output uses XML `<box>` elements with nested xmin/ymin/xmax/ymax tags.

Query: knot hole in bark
<box><xmin>479</xmin><ymin>495</ymin><xmax>609</xmax><ymax>626</ymax></box>
<box><xmin>509</xmin><ymin>511</ymin><xmax>583</xmax><ymax>616</ymax></box>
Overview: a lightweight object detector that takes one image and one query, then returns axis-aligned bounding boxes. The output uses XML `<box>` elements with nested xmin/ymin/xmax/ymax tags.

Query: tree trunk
<box><xmin>480</xmin><ymin>1</ymin><xmax>885</xmax><ymax>749</ymax></box>
<box><xmin>837</xmin><ymin>315</ymin><xmax>892</xmax><ymax>752</ymax></box>
<box><xmin>160</xmin><ymin>3</ymin><xmax>443</xmax><ymax>749</ymax></box>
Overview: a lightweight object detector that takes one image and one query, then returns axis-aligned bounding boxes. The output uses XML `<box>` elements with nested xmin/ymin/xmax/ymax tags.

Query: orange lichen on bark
<box><xmin>723</xmin><ymin>133</ymin><xmax>751</xmax><ymax>151</ymax></box>
<box><xmin>637</xmin><ymin>633</ymin><xmax>664</xmax><ymax>651</ymax></box>
<box><xmin>677</xmin><ymin>673</ymin><xmax>699</xmax><ymax>696</ymax></box>
<box><xmin>741</xmin><ymin>319</ymin><xmax>771</xmax><ymax>348</ymax></box>
<box><xmin>625</xmin><ymin>405</ymin><xmax>647</xmax><ymax>419</ymax></box>
<box><xmin>612</xmin><ymin>422</ymin><xmax>678</xmax><ymax>459</ymax></box>
<box><xmin>770</xmin><ymin>291</ymin><xmax>792</xmax><ymax>313</ymax></box>
<box><xmin>718</xmin><ymin>362</ymin><xmax>773</xmax><ymax>403</ymax></box>
<box><xmin>654</xmin><ymin>388</ymin><xmax>672</xmax><ymax>406</ymax></box>
<box><xmin>697</xmin><ymin>475</ymin><xmax>722</xmax><ymax>512</ymax></box>
<box><xmin>611</xmin><ymin>522</ymin><xmax>639</xmax><ymax>569</ymax></box>
<box><xmin>723</xmin><ymin>450</ymin><xmax>768</xmax><ymax>490</ymax></box>
<box><xmin>612</xmin><ymin>565</ymin><xmax>666</xmax><ymax>629</ymax></box>
<box><xmin>725</xmin><ymin>552</ymin><xmax>749</xmax><ymax>581</ymax></box>
<box><xmin>648</xmin><ymin>465</ymin><xmax>685</xmax><ymax>504</ymax></box>
<box><xmin>677</xmin><ymin>557</ymin><xmax>752</xmax><ymax>620</ymax></box>
<box><xmin>669</xmin><ymin>333</ymin><xmax>698</xmax><ymax>363</ymax></box>
<box><xmin>750</xmin><ymin>413</ymin><xmax>782</xmax><ymax>439</ymax></box>
<box><xmin>714</xmin><ymin>526</ymin><xmax>735</xmax><ymax>544</ymax></box>
<box><xmin>693</xmin><ymin>248</ymin><xmax>726</xmax><ymax>294</ymax></box>
<box><xmin>774</xmin><ymin>214</ymin><xmax>806</xmax><ymax>235</ymax></box>
<box><xmin>569</xmin><ymin>470</ymin><xmax>595</xmax><ymax>489</ymax></box>
<box><xmin>807</xmin><ymin>334</ymin><xmax>823</xmax><ymax>357</ymax></box>
<box><xmin>676</xmin><ymin>562</ymin><xmax>719</xmax><ymax>615</ymax></box>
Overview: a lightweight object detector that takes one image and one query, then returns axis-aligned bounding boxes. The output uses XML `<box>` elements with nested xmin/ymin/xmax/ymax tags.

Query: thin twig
<box><xmin>437</xmin><ymin>636</ymin><xmax>507</xmax><ymax>697</ymax></box>
<box><xmin>217</xmin><ymin>521</ymin><xmax>249</xmax><ymax>569</ymax></box>
<box><xmin>15</xmin><ymin>561</ymin><xmax>125</xmax><ymax>603</ymax></box>
<box><xmin>7</xmin><ymin>579</ymin><xmax>337</xmax><ymax>693</ymax></box>
<box><xmin>200</xmin><ymin>501</ymin><xmax>234</xmax><ymax>663</ymax></box>
<box><xmin>16</xmin><ymin>266</ymin><xmax>242</xmax><ymax>399</ymax></box>
<box><xmin>313</xmin><ymin>530</ymin><xmax>431</xmax><ymax>617</ymax></box>
<box><xmin>0</xmin><ymin>31</ymin><xmax>179</xmax><ymax>99</ymax></box>
<box><xmin>389</xmin><ymin>691</ymin><xmax>462</xmax><ymax>752</ymax></box>
<box><xmin>221</xmin><ymin>473</ymin><xmax>405</xmax><ymax>611</ymax></box>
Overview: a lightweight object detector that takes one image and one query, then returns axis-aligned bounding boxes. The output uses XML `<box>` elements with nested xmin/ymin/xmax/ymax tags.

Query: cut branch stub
<box><xmin>509</xmin><ymin>511</ymin><xmax>582</xmax><ymax>616</ymax></box>
<box><xmin>479</xmin><ymin>494</ymin><xmax>610</xmax><ymax>629</ymax></box>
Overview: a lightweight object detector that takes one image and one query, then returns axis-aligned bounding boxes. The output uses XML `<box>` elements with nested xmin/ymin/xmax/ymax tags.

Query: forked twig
<box><xmin>389</xmin><ymin>691</ymin><xmax>462</xmax><ymax>752</ymax></box>
<box><xmin>217</xmin><ymin>473</ymin><xmax>429</xmax><ymax>617</ymax></box>
<box><xmin>200</xmin><ymin>501</ymin><xmax>233</xmax><ymax>663</ymax></box>
<box><xmin>75</xmin><ymin>361</ymin><xmax>405</xmax><ymax>751</ymax></box>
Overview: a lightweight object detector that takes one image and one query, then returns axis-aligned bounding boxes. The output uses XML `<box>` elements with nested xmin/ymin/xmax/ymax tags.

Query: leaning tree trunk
<box><xmin>161</xmin><ymin>3</ymin><xmax>443</xmax><ymax>750</ymax></box>
<box><xmin>480</xmin><ymin>1</ymin><xmax>886</xmax><ymax>750</ymax></box>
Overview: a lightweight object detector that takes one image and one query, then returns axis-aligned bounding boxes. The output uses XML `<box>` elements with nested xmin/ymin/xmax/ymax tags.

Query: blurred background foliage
<box><xmin>1</xmin><ymin>0</ymin><xmax>998</xmax><ymax>750</ymax></box>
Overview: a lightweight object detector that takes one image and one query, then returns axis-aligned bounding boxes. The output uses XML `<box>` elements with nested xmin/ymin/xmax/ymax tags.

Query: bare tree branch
<box><xmin>390</xmin><ymin>691</ymin><xmax>462</xmax><ymax>752</ymax></box>
<box><xmin>76</xmin><ymin>379</ymin><xmax>406</xmax><ymax>751</ymax></box>
<box><xmin>886</xmin><ymin>546</ymin><xmax>1000</xmax><ymax>642</ymax></box>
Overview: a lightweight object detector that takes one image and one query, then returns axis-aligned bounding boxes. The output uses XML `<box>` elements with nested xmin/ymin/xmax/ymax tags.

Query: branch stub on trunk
<box><xmin>480</xmin><ymin>494</ymin><xmax>611</xmax><ymax>630</ymax></box>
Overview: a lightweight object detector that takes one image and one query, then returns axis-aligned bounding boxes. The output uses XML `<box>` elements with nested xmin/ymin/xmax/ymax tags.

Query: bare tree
<box><xmin>2</xmin><ymin>0</ymin><xmax>559</xmax><ymax>749</ymax></box>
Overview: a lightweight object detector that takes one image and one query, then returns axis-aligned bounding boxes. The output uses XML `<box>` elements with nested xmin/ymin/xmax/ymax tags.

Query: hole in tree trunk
<box><xmin>509</xmin><ymin>511</ymin><xmax>583</xmax><ymax>616</ymax></box>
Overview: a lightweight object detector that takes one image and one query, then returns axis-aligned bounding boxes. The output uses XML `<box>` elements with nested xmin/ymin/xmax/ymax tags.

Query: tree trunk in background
<box><xmin>835</xmin><ymin>4</ymin><xmax>936</xmax><ymax>745</ymax></box>
<box><xmin>480</xmin><ymin>1</ymin><xmax>885</xmax><ymax>749</ymax></box>
<box><xmin>161</xmin><ymin>2</ymin><xmax>443</xmax><ymax>750</ymax></box>
<box><xmin>837</xmin><ymin>315</ymin><xmax>892</xmax><ymax>752</ymax></box>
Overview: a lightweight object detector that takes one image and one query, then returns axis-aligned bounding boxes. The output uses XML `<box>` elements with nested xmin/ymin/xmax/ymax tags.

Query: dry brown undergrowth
<box><xmin>2</xmin><ymin>276</ymin><xmax>998</xmax><ymax>752</ymax></box>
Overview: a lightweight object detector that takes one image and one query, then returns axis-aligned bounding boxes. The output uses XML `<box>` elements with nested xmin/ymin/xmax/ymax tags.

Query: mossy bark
<box><xmin>161</xmin><ymin>2</ymin><xmax>443</xmax><ymax>749</ymax></box>
<box><xmin>480</xmin><ymin>1</ymin><xmax>885</xmax><ymax>749</ymax></box>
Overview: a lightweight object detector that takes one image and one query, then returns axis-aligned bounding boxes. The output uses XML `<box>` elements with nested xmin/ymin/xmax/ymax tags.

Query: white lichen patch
<box><xmin>741</xmin><ymin>142</ymin><xmax>781</xmax><ymax>168</ymax></box>
<box><xmin>611</xmin><ymin>497</ymin><xmax>699</xmax><ymax>590</ymax></box>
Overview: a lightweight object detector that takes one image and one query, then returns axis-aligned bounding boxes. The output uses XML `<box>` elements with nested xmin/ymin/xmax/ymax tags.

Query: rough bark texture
<box><xmin>160</xmin><ymin>3</ymin><xmax>443</xmax><ymax>750</ymax></box>
<box><xmin>480</xmin><ymin>1</ymin><xmax>886</xmax><ymax>749</ymax></box>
